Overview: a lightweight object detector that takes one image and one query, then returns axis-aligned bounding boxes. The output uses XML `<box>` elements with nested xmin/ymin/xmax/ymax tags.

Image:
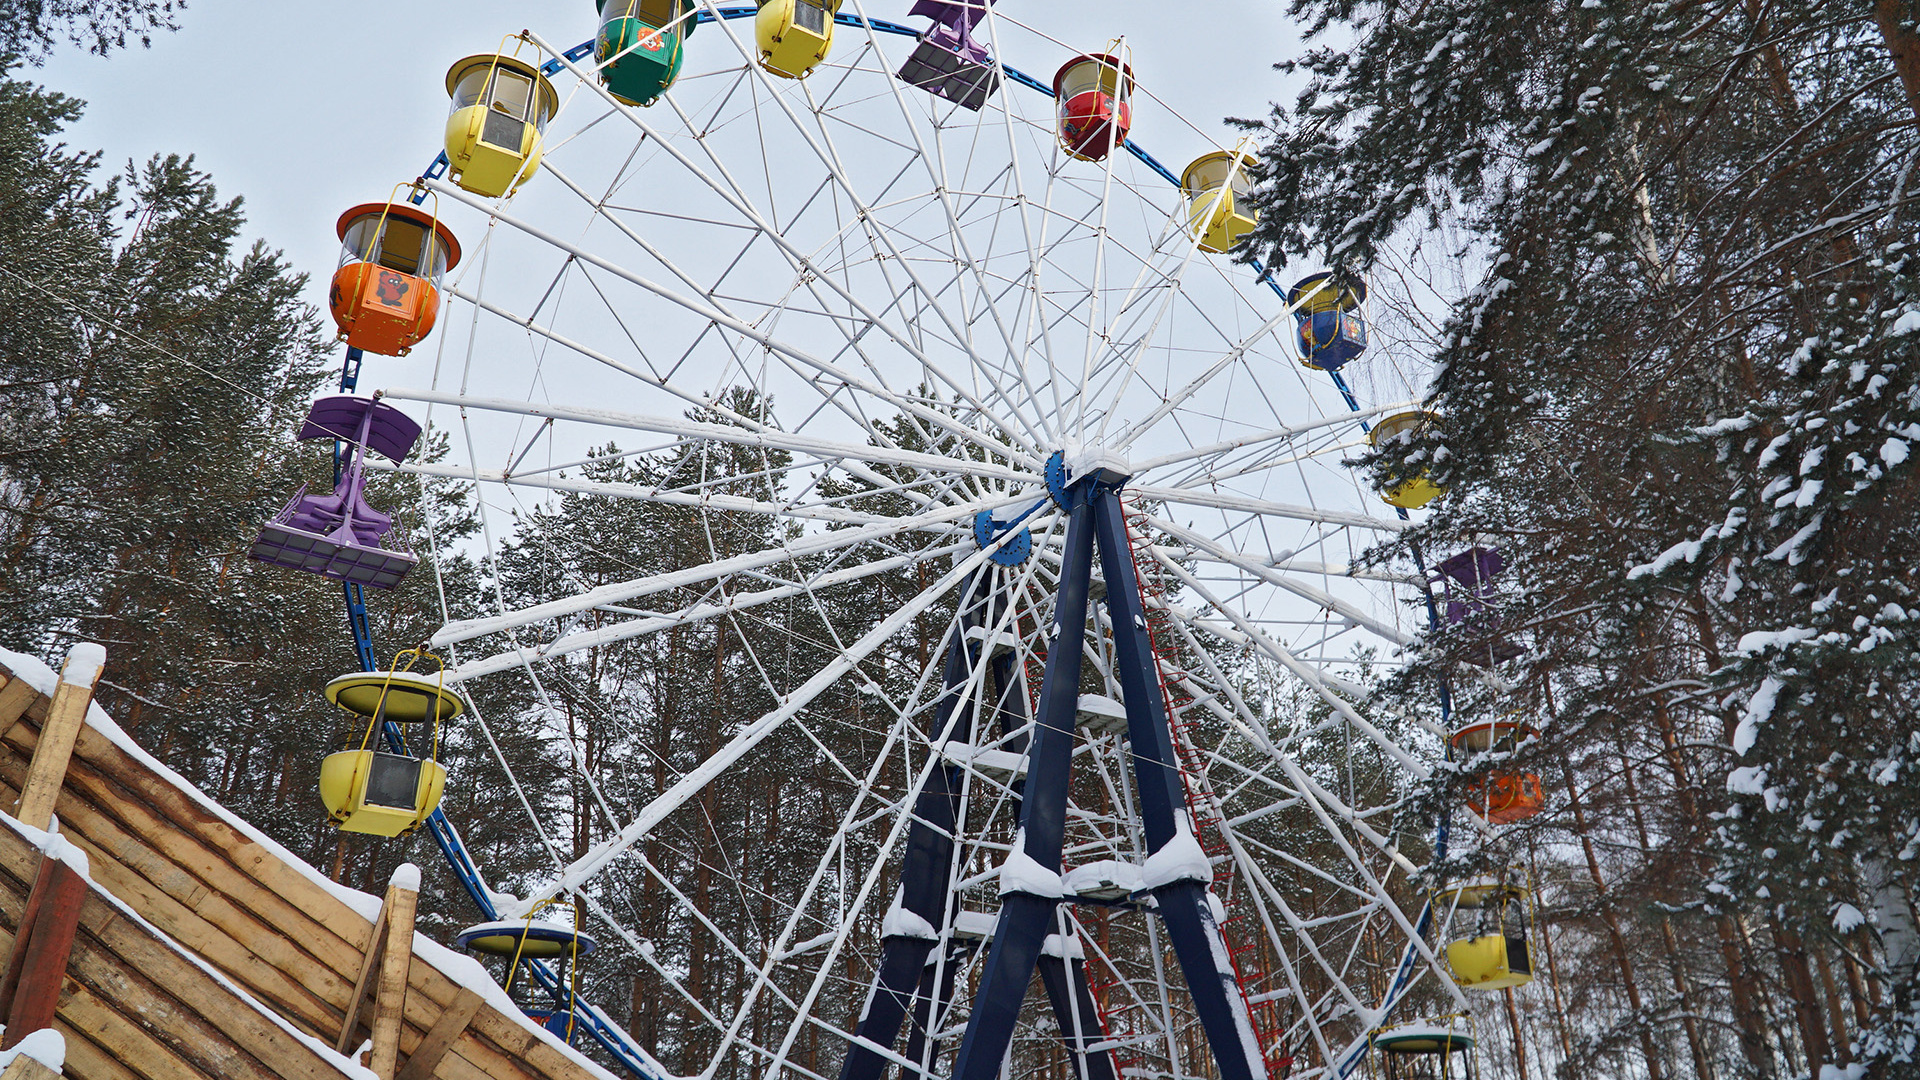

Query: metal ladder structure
<box><xmin>1122</xmin><ymin>499</ymin><xmax>1298</xmax><ymax>1077</ymax></box>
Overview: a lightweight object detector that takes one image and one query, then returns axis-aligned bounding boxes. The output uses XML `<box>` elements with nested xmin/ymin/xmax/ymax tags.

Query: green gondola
<box><xmin>595</xmin><ymin>0</ymin><xmax>699</xmax><ymax>106</ymax></box>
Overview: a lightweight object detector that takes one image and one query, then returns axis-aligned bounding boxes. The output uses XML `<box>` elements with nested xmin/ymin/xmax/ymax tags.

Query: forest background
<box><xmin>3</xmin><ymin>2</ymin><xmax>1919</xmax><ymax>1080</ymax></box>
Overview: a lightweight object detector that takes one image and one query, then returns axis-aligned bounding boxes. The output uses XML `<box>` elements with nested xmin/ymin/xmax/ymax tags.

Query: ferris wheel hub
<box><xmin>1045</xmin><ymin>446</ymin><xmax>1134</xmax><ymax>507</ymax></box>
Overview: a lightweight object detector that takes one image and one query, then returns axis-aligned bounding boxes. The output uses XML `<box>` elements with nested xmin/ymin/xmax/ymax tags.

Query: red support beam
<box><xmin>0</xmin><ymin>853</ymin><xmax>87</xmax><ymax>1048</ymax></box>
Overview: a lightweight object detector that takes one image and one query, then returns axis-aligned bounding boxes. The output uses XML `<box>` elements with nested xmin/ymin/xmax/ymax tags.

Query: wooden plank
<box><xmin>29</xmin><ymin>735</ymin><xmax>487</xmax><ymax>1034</ymax></box>
<box><xmin>43</xmin><ymin>722</ymin><xmax>377</xmax><ymax>954</ymax></box>
<box><xmin>0</xmin><ymin>822</ymin><xmax>353</xmax><ymax>1080</ymax></box>
<box><xmin>368</xmin><ymin>877</ymin><xmax>419</xmax><ymax>1080</ymax></box>
<box><xmin>0</xmin><ymin>697</ymin><xmax>579</xmax><ymax>1080</ymax></box>
<box><xmin>0</xmin><ymin>679</ymin><xmax>39</xmax><ymax>744</ymax></box>
<box><xmin>0</xmin><ymin>732</ymin><xmax>365</xmax><ymax>1015</ymax></box>
<box><xmin>24</xmin><ymin>797</ymin><xmax>343</xmax><ymax>1035</ymax></box>
<box><xmin>0</xmin><ymin>857</ymin><xmax>251</xmax><ymax>1080</ymax></box>
<box><xmin>0</xmin><ymin>744</ymin><xmax>351</xmax><ymax>1039</ymax></box>
<box><xmin>22</xmin><ymin>774</ymin><xmax>496</xmax><ymax>1080</ymax></box>
<box><xmin>0</xmin><ymin>876</ymin><xmax>187</xmax><ymax>1080</ymax></box>
<box><xmin>0</xmin><ymin>923</ymin><xmax>140</xmax><ymax>1080</ymax></box>
<box><xmin>392</xmin><ymin>987</ymin><xmax>483</xmax><ymax>1080</ymax></box>
<box><xmin>338</xmin><ymin>894</ymin><xmax>392</xmax><ymax>1055</ymax></box>
<box><xmin>3</xmin><ymin>856</ymin><xmax>358</xmax><ymax>1080</ymax></box>
<box><xmin>0</xmin><ymin>747</ymin><xmax>495</xmax><ymax>1077</ymax></box>
<box><xmin>57</xmin><ymin>947</ymin><xmax>271</xmax><ymax>1080</ymax></box>
<box><xmin>0</xmin><ymin>850</ymin><xmax>54</xmax><ymax>1023</ymax></box>
<box><xmin>44</xmin><ymin>1016</ymin><xmax>146</xmax><ymax>1080</ymax></box>
<box><xmin>16</xmin><ymin>646</ymin><xmax>104</xmax><ymax>830</ymax></box>
<box><xmin>0</xmin><ymin>1045</ymin><xmax>64</xmax><ymax>1080</ymax></box>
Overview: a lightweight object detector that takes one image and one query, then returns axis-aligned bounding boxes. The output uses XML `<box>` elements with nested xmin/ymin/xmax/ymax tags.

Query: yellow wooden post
<box><xmin>368</xmin><ymin>869</ymin><xmax>419</xmax><ymax>1079</ymax></box>
<box><xmin>0</xmin><ymin>1051</ymin><xmax>63</xmax><ymax>1080</ymax></box>
<box><xmin>339</xmin><ymin>865</ymin><xmax>419</xmax><ymax>1079</ymax></box>
<box><xmin>15</xmin><ymin>644</ymin><xmax>105</xmax><ymax>831</ymax></box>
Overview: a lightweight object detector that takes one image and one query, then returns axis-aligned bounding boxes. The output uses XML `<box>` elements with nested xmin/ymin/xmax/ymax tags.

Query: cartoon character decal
<box><xmin>375</xmin><ymin>272</ymin><xmax>411</xmax><ymax>309</ymax></box>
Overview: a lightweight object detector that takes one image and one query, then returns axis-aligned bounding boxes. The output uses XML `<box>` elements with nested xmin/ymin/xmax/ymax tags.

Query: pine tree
<box><xmin>1245</xmin><ymin>0</ymin><xmax>1920</xmax><ymax>1072</ymax></box>
<box><xmin>0</xmin><ymin>0</ymin><xmax>182</xmax><ymax>61</ymax></box>
<box><xmin>0</xmin><ymin>68</ymin><xmax>492</xmax><ymax>932</ymax></box>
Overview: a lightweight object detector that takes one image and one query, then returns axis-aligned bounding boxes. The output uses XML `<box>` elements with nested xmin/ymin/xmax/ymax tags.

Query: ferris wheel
<box><xmin>264</xmin><ymin>3</ymin><xmax>1497</xmax><ymax>1078</ymax></box>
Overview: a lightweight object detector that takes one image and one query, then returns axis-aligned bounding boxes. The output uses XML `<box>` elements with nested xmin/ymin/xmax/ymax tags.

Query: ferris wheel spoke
<box><xmin>1159</xmin><ymin>611</ymin><xmax>1412</xmax><ymax>874</ymax></box>
<box><xmin>434</xmin><ymin>495</ymin><xmax>1011</xmax><ymax>651</ymax></box>
<box><xmin>1139</xmin><ymin>540</ymin><xmax>1429</xmax><ymax>787</ymax></box>
<box><xmin>429</xmin><ymin>176</ymin><xmax>1035</xmax><ymax>475</ymax></box>
<box><xmin>1136</xmin><ymin>478</ymin><xmax>1403</xmax><ymax>536</ymax></box>
<box><xmin>536</xmin><ymin>31</ymin><xmax>1054</xmax><ymax>462</ymax></box>
<box><xmin>507</xmin><ymin>540</ymin><xmax>997</xmax><ymax>915</ymax></box>
<box><xmin>1076</xmin><ymin>193</ymin><xmax>1229</xmax><ymax>446</ymax></box>
<box><xmin>438</xmin><ymin>284</ymin><xmax>980</xmax><ymax>520</ymax></box>
<box><xmin>730</xmin><ymin>623</ymin><xmax>1035</xmax><ymax>1080</ymax></box>
<box><xmin>544</xmin><ymin>159</ymin><xmax>750</xmax><ymax>319</ymax></box>
<box><xmin>1143</xmin><ymin>648</ymin><xmax>1377</xmax><ymax>1068</ymax></box>
<box><xmin>1145</xmin><ymin>513</ymin><xmax>1415</xmax><ymax>648</ymax></box>
<box><xmin>1129</xmin><ymin>398</ymin><xmax>1411</xmax><ymax>482</ymax></box>
<box><xmin>450</xmin><ymin>536</ymin><xmax>971</xmax><ymax>683</ymax></box>
<box><xmin>1169</xmin><ymin>546</ymin><xmax>1418</xmax><ymax>587</ymax></box>
<box><xmin>784</xmin><ymin>60</ymin><xmax>1057</xmax><ymax>452</ymax></box>
<box><xmin>386</xmin><ymin>387</ymin><xmax>1034</xmax><ymax>492</ymax></box>
<box><xmin>382</xmin><ymin>459</ymin><xmax>948</xmax><ymax>531</ymax></box>
<box><xmin>1109</xmin><ymin>289</ymin><xmax>1301</xmax><ymax>454</ymax></box>
<box><xmin>1155</xmin><ymin>442</ymin><xmax>1366</xmax><ymax>499</ymax></box>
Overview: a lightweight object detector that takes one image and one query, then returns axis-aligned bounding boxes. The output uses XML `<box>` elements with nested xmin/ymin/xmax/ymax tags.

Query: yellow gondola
<box><xmin>444</xmin><ymin>50</ymin><xmax>560</xmax><ymax>197</ymax></box>
<box><xmin>755</xmin><ymin>0</ymin><xmax>840</xmax><ymax>79</ymax></box>
<box><xmin>1438</xmin><ymin>880</ymin><xmax>1535</xmax><ymax>991</ymax></box>
<box><xmin>318</xmin><ymin>651</ymin><xmax>463</xmax><ymax>837</ymax></box>
<box><xmin>1367</xmin><ymin>410</ymin><xmax>1445</xmax><ymax>509</ymax></box>
<box><xmin>1180</xmin><ymin>148</ymin><xmax>1258</xmax><ymax>254</ymax></box>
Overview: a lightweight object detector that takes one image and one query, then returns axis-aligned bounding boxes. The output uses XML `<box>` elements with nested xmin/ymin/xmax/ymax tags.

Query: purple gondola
<box><xmin>249</xmin><ymin>395</ymin><xmax>423</xmax><ymax>590</ymax></box>
<box><xmin>1437</xmin><ymin>546</ymin><xmax>1524</xmax><ymax>666</ymax></box>
<box><xmin>896</xmin><ymin>0</ymin><xmax>1000</xmax><ymax>111</ymax></box>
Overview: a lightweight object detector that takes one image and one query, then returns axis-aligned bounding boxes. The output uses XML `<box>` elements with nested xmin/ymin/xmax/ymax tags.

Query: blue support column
<box><xmin>1089</xmin><ymin>490</ymin><xmax>1185</xmax><ymax>848</ymax></box>
<box><xmin>1091</xmin><ymin>489</ymin><xmax>1267</xmax><ymax>1080</ymax></box>
<box><xmin>841</xmin><ymin>573</ymin><xmax>992</xmax><ymax>1080</ymax></box>
<box><xmin>1037</xmin><ymin>948</ymin><xmax>1119</xmax><ymax>1080</ymax></box>
<box><xmin>904</xmin><ymin>945</ymin><xmax>968</xmax><ymax>1077</ymax></box>
<box><xmin>950</xmin><ymin>483</ymin><xmax>1099</xmax><ymax>1080</ymax></box>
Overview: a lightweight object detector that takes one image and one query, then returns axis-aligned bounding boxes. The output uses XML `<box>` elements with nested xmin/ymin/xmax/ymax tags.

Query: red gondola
<box><xmin>1053</xmin><ymin>51</ymin><xmax>1133</xmax><ymax>162</ymax></box>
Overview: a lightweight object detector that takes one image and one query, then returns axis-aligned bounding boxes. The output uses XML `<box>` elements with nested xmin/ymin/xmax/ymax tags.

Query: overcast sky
<box><xmin>34</xmin><ymin>0</ymin><xmax>1309</xmax><ymax>320</ymax></box>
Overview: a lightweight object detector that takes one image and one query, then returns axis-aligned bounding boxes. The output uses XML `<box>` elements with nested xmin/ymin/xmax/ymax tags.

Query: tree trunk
<box><xmin>1613</xmin><ymin>736</ymin><xmax>1716</xmax><ymax>1080</ymax></box>
<box><xmin>1842</xmin><ymin>945</ymin><xmax>1873</xmax><ymax>1028</ymax></box>
<box><xmin>1660</xmin><ymin>918</ymin><xmax>1715</xmax><ymax>1080</ymax></box>
<box><xmin>1771</xmin><ymin>923</ymin><xmax>1833</xmax><ymax>1071</ymax></box>
<box><xmin>1716</xmin><ymin>915</ymin><xmax>1778</xmax><ymax>1079</ymax></box>
<box><xmin>1502</xmin><ymin>986</ymin><xmax>1529</xmax><ymax>1080</ymax></box>
<box><xmin>1863</xmin><ymin>852</ymin><xmax>1920</xmax><ymax>1007</ymax></box>
<box><xmin>1813</xmin><ymin>946</ymin><xmax>1851</xmax><ymax>1065</ymax></box>
<box><xmin>1531</xmin><ymin>836</ymin><xmax>1575</xmax><ymax>1068</ymax></box>
<box><xmin>1874</xmin><ymin>0</ymin><xmax>1920</xmax><ymax>125</ymax></box>
<box><xmin>1561</xmin><ymin>762</ymin><xmax>1667</xmax><ymax>1080</ymax></box>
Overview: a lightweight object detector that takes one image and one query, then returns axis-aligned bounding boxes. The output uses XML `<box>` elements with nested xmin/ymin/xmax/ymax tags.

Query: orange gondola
<box><xmin>327</xmin><ymin>192</ymin><xmax>462</xmax><ymax>356</ymax></box>
<box><xmin>1449</xmin><ymin>718</ymin><xmax>1545</xmax><ymax>825</ymax></box>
